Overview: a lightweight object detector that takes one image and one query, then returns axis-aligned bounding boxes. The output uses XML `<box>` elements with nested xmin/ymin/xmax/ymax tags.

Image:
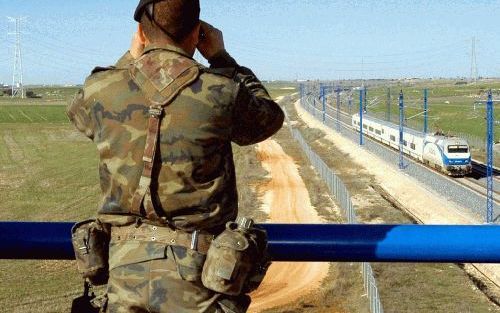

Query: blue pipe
<box><xmin>1</xmin><ymin>222</ymin><xmax>500</xmax><ymax>263</ymax></box>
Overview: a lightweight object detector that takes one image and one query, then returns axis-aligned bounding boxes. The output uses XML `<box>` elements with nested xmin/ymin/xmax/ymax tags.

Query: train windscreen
<box><xmin>447</xmin><ymin>145</ymin><xmax>469</xmax><ymax>153</ymax></box>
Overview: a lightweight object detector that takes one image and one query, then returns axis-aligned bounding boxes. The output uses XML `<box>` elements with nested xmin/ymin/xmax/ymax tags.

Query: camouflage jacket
<box><xmin>67</xmin><ymin>44</ymin><xmax>284</xmax><ymax>232</ymax></box>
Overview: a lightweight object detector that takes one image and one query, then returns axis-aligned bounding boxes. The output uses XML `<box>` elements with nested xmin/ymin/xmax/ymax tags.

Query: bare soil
<box><xmin>249</xmin><ymin>139</ymin><xmax>329</xmax><ymax>312</ymax></box>
<box><xmin>247</xmin><ymin>96</ymin><xmax>371</xmax><ymax>313</ymax></box>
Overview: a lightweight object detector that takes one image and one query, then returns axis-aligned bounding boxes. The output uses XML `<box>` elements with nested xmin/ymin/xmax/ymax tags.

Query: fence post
<box><xmin>364</xmin><ymin>87</ymin><xmax>368</xmax><ymax>113</ymax></box>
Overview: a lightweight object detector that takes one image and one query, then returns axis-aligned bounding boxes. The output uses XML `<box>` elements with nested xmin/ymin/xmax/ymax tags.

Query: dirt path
<box><xmin>248</xmin><ymin>139</ymin><xmax>329</xmax><ymax>312</ymax></box>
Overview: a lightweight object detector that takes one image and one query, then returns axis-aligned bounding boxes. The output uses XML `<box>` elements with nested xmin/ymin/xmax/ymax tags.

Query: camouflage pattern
<box><xmin>67</xmin><ymin>43</ymin><xmax>284</xmax><ymax>232</ymax></box>
<box><xmin>106</xmin><ymin>223</ymin><xmax>250</xmax><ymax>312</ymax></box>
<box><xmin>68</xmin><ymin>43</ymin><xmax>282</xmax><ymax>312</ymax></box>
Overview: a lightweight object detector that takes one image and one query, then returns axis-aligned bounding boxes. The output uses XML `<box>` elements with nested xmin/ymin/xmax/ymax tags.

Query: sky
<box><xmin>0</xmin><ymin>0</ymin><xmax>498</xmax><ymax>85</ymax></box>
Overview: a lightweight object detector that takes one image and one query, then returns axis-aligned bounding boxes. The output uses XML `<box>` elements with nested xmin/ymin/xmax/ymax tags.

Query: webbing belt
<box><xmin>111</xmin><ymin>223</ymin><xmax>213</xmax><ymax>254</ymax></box>
<box><xmin>129</xmin><ymin>62</ymin><xmax>200</xmax><ymax>223</ymax></box>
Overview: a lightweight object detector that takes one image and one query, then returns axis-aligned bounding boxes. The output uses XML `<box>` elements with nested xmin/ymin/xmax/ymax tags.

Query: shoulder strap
<box><xmin>128</xmin><ymin>56</ymin><xmax>200</xmax><ymax>221</ymax></box>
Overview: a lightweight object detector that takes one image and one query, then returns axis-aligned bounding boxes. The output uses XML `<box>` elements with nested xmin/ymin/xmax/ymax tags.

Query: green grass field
<box><xmin>318</xmin><ymin>79</ymin><xmax>500</xmax><ymax>162</ymax></box>
<box><xmin>0</xmin><ymin>105</ymin><xmax>69</xmax><ymax>123</ymax></box>
<box><xmin>362</xmin><ymin>79</ymin><xmax>500</xmax><ymax>145</ymax></box>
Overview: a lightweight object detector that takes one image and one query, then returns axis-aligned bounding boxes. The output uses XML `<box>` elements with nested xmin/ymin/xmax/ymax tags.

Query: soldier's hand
<box><xmin>130</xmin><ymin>30</ymin><xmax>145</xmax><ymax>59</ymax></box>
<box><xmin>197</xmin><ymin>21</ymin><xmax>225</xmax><ymax>61</ymax></box>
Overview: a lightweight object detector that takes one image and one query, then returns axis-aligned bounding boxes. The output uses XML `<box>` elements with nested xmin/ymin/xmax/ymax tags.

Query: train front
<box><xmin>443</xmin><ymin>138</ymin><xmax>472</xmax><ymax>176</ymax></box>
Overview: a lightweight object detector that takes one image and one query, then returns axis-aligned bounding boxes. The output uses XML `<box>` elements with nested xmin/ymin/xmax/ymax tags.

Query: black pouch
<box><xmin>242</xmin><ymin>225</ymin><xmax>271</xmax><ymax>294</ymax></box>
<box><xmin>71</xmin><ymin>281</ymin><xmax>100</xmax><ymax>313</ymax></box>
<box><xmin>217</xmin><ymin>295</ymin><xmax>251</xmax><ymax>313</ymax></box>
<box><xmin>71</xmin><ymin>219</ymin><xmax>110</xmax><ymax>286</ymax></box>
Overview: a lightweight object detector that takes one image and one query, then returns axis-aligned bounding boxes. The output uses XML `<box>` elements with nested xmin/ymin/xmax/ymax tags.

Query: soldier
<box><xmin>67</xmin><ymin>0</ymin><xmax>284</xmax><ymax>312</ymax></box>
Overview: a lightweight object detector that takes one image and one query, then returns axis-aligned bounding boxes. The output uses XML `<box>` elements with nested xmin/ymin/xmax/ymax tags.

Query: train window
<box><xmin>375</xmin><ymin>130</ymin><xmax>381</xmax><ymax>135</ymax></box>
<box><xmin>410</xmin><ymin>143</ymin><xmax>416</xmax><ymax>150</ymax></box>
<box><xmin>369</xmin><ymin>127</ymin><xmax>374</xmax><ymax>132</ymax></box>
<box><xmin>390</xmin><ymin>135</ymin><xmax>396</xmax><ymax>141</ymax></box>
<box><xmin>382</xmin><ymin>129</ymin><xmax>384</xmax><ymax>134</ymax></box>
<box><xmin>448</xmin><ymin>145</ymin><xmax>469</xmax><ymax>153</ymax></box>
<box><xmin>403</xmin><ymin>140</ymin><xmax>407</xmax><ymax>146</ymax></box>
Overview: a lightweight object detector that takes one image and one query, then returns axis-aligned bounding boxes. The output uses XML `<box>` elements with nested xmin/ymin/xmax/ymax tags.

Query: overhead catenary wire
<box><xmin>228</xmin><ymin>38</ymin><xmax>469</xmax><ymax>62</ymax></box>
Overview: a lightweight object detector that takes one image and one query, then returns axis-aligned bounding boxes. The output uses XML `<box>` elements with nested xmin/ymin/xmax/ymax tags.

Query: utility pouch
<box><xmin>71</xmin><ymin>219</ymin><xmax>110</xmax><ymax>286</ymax></box>
<box><xmin>171</xmin><ymin>245</ymin><xmax>207</xmax><ymax>282</ymax></box>
<box><xmin>201</xmin><ymin>217</ymin><xmax>269</xmax><ymax>296</ymax></box>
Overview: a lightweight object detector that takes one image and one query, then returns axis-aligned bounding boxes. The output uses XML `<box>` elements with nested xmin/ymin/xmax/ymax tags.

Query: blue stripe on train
<box><xmin>443</xmin><ymin>156</ymin><xmax>471</xmax><ymax>166</ymax></box>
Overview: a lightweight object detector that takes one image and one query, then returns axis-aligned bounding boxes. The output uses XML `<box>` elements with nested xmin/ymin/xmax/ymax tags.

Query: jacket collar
<box><xmin>142</xmin><ymin>43</ymin><xmax>193</xmax><ymax>59</ymax></box>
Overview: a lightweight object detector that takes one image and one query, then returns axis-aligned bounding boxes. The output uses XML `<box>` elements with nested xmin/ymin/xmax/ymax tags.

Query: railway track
<box><xmin>302</xmin><ymin>95</ymin><xmax>500</xmax><ymax>299</ymax></box>
<box><xmin>304</xmin><ymin>95</ymin><xmax>500</xmax><ymax>206</ymax></box>
<box><xmin>471</xmin><ymin>159</ymin><xmax>500</xmax><ymax>181</ymax></box>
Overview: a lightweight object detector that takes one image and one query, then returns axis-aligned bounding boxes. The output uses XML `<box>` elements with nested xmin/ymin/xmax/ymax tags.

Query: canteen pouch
<box><xmin>202</xmin><ymin>220</ymin><xmax>269</xmax><ymax>296</ymax></box>
<box><xmin>71</xmin><ymin>219</ymin><xmax>110</xmax><ymax>286</ymax></box>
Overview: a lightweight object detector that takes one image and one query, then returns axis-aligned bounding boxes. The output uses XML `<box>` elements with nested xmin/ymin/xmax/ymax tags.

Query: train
<box><xmin>352</xmin><ymin>114</ymin><xmax>472</xmax><ymax>176</ymax></box>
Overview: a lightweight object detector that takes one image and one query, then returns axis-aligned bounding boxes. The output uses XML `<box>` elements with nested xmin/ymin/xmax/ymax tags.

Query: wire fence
<box><xmin>456</xmin><ymin>132</ymin><xmax>484</xmax><ymax>150</ymax></box>
<box><xmin>282</xmin><ymin>104</ymin><xmax>384</xmax><ymax>313</ymax></box>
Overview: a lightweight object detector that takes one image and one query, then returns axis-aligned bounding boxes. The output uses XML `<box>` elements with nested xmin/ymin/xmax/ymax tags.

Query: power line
<box><xmin>25</xmin><ymin>25</ymin><xmax>109</xmax><ymax>56</ymax></box>
<box><xmin>23</xmin><ymin>32</ymin><xmax>108</xmax><ymax>61</ymax></box>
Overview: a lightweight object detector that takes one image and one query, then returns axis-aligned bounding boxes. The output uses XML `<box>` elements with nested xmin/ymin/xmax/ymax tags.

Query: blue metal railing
<box><xmin>1</xmin><ymin>222</ymin><xmax>500</xmax><ymax>263</ymax></box>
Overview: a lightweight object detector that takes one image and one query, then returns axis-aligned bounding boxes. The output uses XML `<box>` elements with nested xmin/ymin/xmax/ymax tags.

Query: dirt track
<box><xmin>248</xmin><ymin>139</ymin><xmax>329</xmax><ymax>312</ymax></box>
